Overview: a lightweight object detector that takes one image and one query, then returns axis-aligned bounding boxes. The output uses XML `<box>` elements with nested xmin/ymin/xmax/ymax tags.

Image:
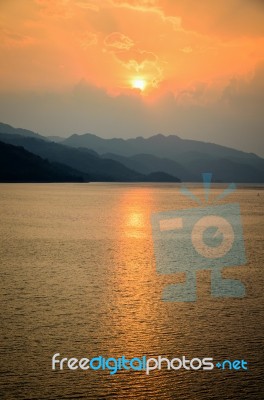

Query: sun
<box><xmin>132</xmin><ymin>78</ymin><xmax>146</xmax><ymax>91</ymax></box>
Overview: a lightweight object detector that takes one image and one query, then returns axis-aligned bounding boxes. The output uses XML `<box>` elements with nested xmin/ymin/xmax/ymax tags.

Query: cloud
<box><xmin>0</xmin><ymin>28</ymin><xmax>35</xmax><ymax>48</ymax></box>
<box><xmin>104</xmin><ymin>32</ymin><xmax>134</xmax><ymax>49</ymax></box>
<box><xmin>108</xmin><ymin>47</ymin><xmax>163</xmax><ymax>87</ymax></box>
<box><xmin>35</xmin><ymin>0</ymin><xmax>74</xmax><ymax>18</ymax></box>
<box><xmin>74</xmin><ymin>1</ymin><xmax>100</xmax><ymax>11</ymax></box>
<box><xmin>1</xmin><ymin>0</ymin><xmax>263</xmax><ymax>94</ymax></box>
<box><xmin>0</xmin><ymin>66</ymin><xmax>263</xmax><ymax>155</ymax></box>
<box><xmin>221</xmin><ymin>62</ymin><xmax>264</xmax><ymax>114</ymax></box>
<box><xmin>79</xmin><ymin>32</ymin><xmax>98</xmax><ymax>48</ymax></box>
<box><xmin>180</xmin><ymin>46</ymin><xmax>193</xmax><ymax>54</ymax></box>
<box><xmin>114</xmin><ymin>49</ymin><xmax>157</xmax><ymax>65</ymax></box>
<box><xmin>161</xmin><ymin>0</ymin><xmax>264</xmax><ymax>38</ymax></box>
<box><xmin>109</xmin><ymin>0</ymin><xmax>160</xmax><ymax>12</ymax></box>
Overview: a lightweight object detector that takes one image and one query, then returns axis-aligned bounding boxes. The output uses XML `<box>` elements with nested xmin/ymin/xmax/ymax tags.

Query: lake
<box><xmin>0</xmin><ymin>183</ymin><xmax>263</xmax><ymax>399</ymax></box>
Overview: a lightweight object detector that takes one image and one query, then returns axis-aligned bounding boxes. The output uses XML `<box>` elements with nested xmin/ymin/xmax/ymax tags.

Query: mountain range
<box><xmin>0</xmin><ymin>141</ymin><xmax>84</xmax><ymax>183</ymax></box>
<box><xmin>0</xmin><ymin>122</ymin><xmax>263</xmax><ymax>183</ymax></box>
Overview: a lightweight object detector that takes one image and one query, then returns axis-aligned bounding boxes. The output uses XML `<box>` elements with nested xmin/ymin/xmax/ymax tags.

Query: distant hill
<box><xmin>146</xmin><ymin>171</ymin><xmax>181</xmax><ymax>182</ymax></box>
<box><xmin>62</xmin><ymin>132</ymin><xmax>258</xmax><ymax>160</ymax></box>
<box><xmin>102</xmin><ymin>153</ymin><xmax>197</xmax><ymax>181</ymax></box>
<box><xmin>48</xmin><ymin>136</ymin><xmax>65</xmax><ymax>143</ymax></box>
<box><xmin>63</xmin><ymin>133</ymin><xmax>264</xmax><ymax>182</ymax></box>
<box><xmin>0</xmin><ymin>141</ymin><xmax>84</xmax><ymax>182</ymax></box>
<box><xmin>0</xmin><ymin>133</ymin><xmax>180</xmax><ymax>182</ymax></box>
<box><xmin>0</xmin><ymin>133</ymin><xmax>143</xmax><ymax>181</ymax></box>
<box><xmin>0</xmin><ymin>122</ymin><xmax>48</xmax><ymax>141</ymax></box>
<box><xmin>100</xmin><ymin>151</ymin><xmax>264</xmax><ymax>182</ymax></box>
<box><xmin>0</xmin><ymin>122</ymin><xmax>263</xmax><ymax>182</ymax></box>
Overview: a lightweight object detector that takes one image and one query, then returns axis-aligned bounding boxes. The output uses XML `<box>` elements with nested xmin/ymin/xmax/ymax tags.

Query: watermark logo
<box><xmin>151</xmin><ymin>173</ymin><xmax>247</xmax><ymax>302</ymax></box>
<box><xmin>52</xmin><ymin>354</ymin><xmax>248</xmax><ymax>375</ymax></box>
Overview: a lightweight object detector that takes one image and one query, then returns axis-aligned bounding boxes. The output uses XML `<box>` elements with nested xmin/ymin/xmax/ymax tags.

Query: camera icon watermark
<box><xmin>151</xmin><ymin>173</ymin><xmax>247</xmax><ymax>302</ymax></box>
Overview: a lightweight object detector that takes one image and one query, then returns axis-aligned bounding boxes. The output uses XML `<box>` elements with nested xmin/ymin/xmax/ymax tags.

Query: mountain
<box><xmin>62</xmin><ymin>132</ymin><xmax>257</xmax><ymax>160</ymax></box>
<box><xmin>146</xmin><ymin>171</ymin><xmax>181</xmax><ymax>182</ymax></box>
<box><xmin>0</xmin><ymin>133</ymin><xmax>142</xmax><ymax>181</ymax></box>
<box><xmin>0</xmin><ymin>141</ymin><xmax>84</xmax><ymax>182</ymax></box>
<box><xmin>0</xmin><ymin>122</ymin><xmax>48</xmax><ymax>141</ymax></box>
<box><xmin>48</xmin><ymin>136</ymin><xmax>65</xmax><ymax>143</ymax></box>
<box><xmin>63</xmin><ymin>133</ymin><xmax>264</xmax><ymax>182</ymax></box>
<box><xmin>102</xmin><ymin>152</ymin><xmax>264</xmax><ymax>183</ymax></box>
<box><xmin>101</xmin><ymin>153</ymin><xmax>197</xmax><ymax>181</ymax></box>
<box><xmin>0</xmin><ymin>133</ymin><xmax>180</xmax><ymax>182</ymax></box>
<box><xmin>1</xmin><ymin>122</ymin><xmax>263</xmax><ymax>182</ymax></box>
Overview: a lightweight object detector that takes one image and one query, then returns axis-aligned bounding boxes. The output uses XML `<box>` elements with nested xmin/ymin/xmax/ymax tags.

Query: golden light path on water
<box><xmin>0</xmin><ymin>183</ymin><xmax>263</xmax><ymax>399</ymax></box>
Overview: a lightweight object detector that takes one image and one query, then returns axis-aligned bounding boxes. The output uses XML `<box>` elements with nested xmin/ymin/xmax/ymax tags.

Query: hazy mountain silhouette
<box><xmin>102</xmin><ymin>153</ymin><xmax>197</xmax><ymax>181</ymax></box>
<box><xmin>146</xmin><ymin>171</ymin><xmax>181</xmax><ymax>182</ymax></box>
<box><xmin>0</xmin><ymin>141</ymin><xmax>84</xmax><ymax>182</ymax></box>
<box><xmin>62</xmin><ymin>132</ymin><xmax>258</xmax><ymax>159</ymax></box>
<box><xmin>63</xmin><ymin>132</ymin><xmax>264</xmax><ymax>182</ymax></box>
<box><xmin>0</xmin><ymin>133</ymin><xmax>180</xmax><ymax>182</ymax></box>
<box><xmin>0</xmin><ymin>122</ymin><xmax>48</xmax><ymax>141</ymax></box>
<box><xmin>0</xmin><ymin>122</ymin><xmax>263</xmax><ymax>182</ymax></box>
<box><xmin>48</xmin><ymin>135</ymin><xmax>65</xmax><ymax>143</ymax></box>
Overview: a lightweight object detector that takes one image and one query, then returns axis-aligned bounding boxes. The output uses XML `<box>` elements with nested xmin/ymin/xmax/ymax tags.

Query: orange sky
<box><xmin>1</xmin><ymin>0</ymin><xmax>264</xmax><ymax>96</ymax></box>
<box><xmin>0</xmin><ymin>1</ymin><xmax>264</xmax><ymax>155</ymax></box>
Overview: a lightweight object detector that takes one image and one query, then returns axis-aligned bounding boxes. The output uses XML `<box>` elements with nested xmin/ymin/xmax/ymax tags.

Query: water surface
<box><xmin>0</xmin><ymin>183</ymin><xmax>263</xmax><ymax>399</ymax></box>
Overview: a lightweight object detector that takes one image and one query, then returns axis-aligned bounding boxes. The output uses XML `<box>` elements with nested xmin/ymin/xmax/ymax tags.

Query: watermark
<box><xmin>151</xmin><ymin>173</ymin><xmax>247</xmax><ymax>302</ymax></box>
<box><xmin>52</xmin><ymin>354</ymin><xmax>248</xmax><ymax>375</ymax></box>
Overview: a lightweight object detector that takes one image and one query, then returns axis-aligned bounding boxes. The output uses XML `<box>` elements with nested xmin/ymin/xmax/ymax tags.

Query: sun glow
<box><xmin>132</xmin><ymin>78</ymin><xmax>146</xmax><ymax>91</ymax></box>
